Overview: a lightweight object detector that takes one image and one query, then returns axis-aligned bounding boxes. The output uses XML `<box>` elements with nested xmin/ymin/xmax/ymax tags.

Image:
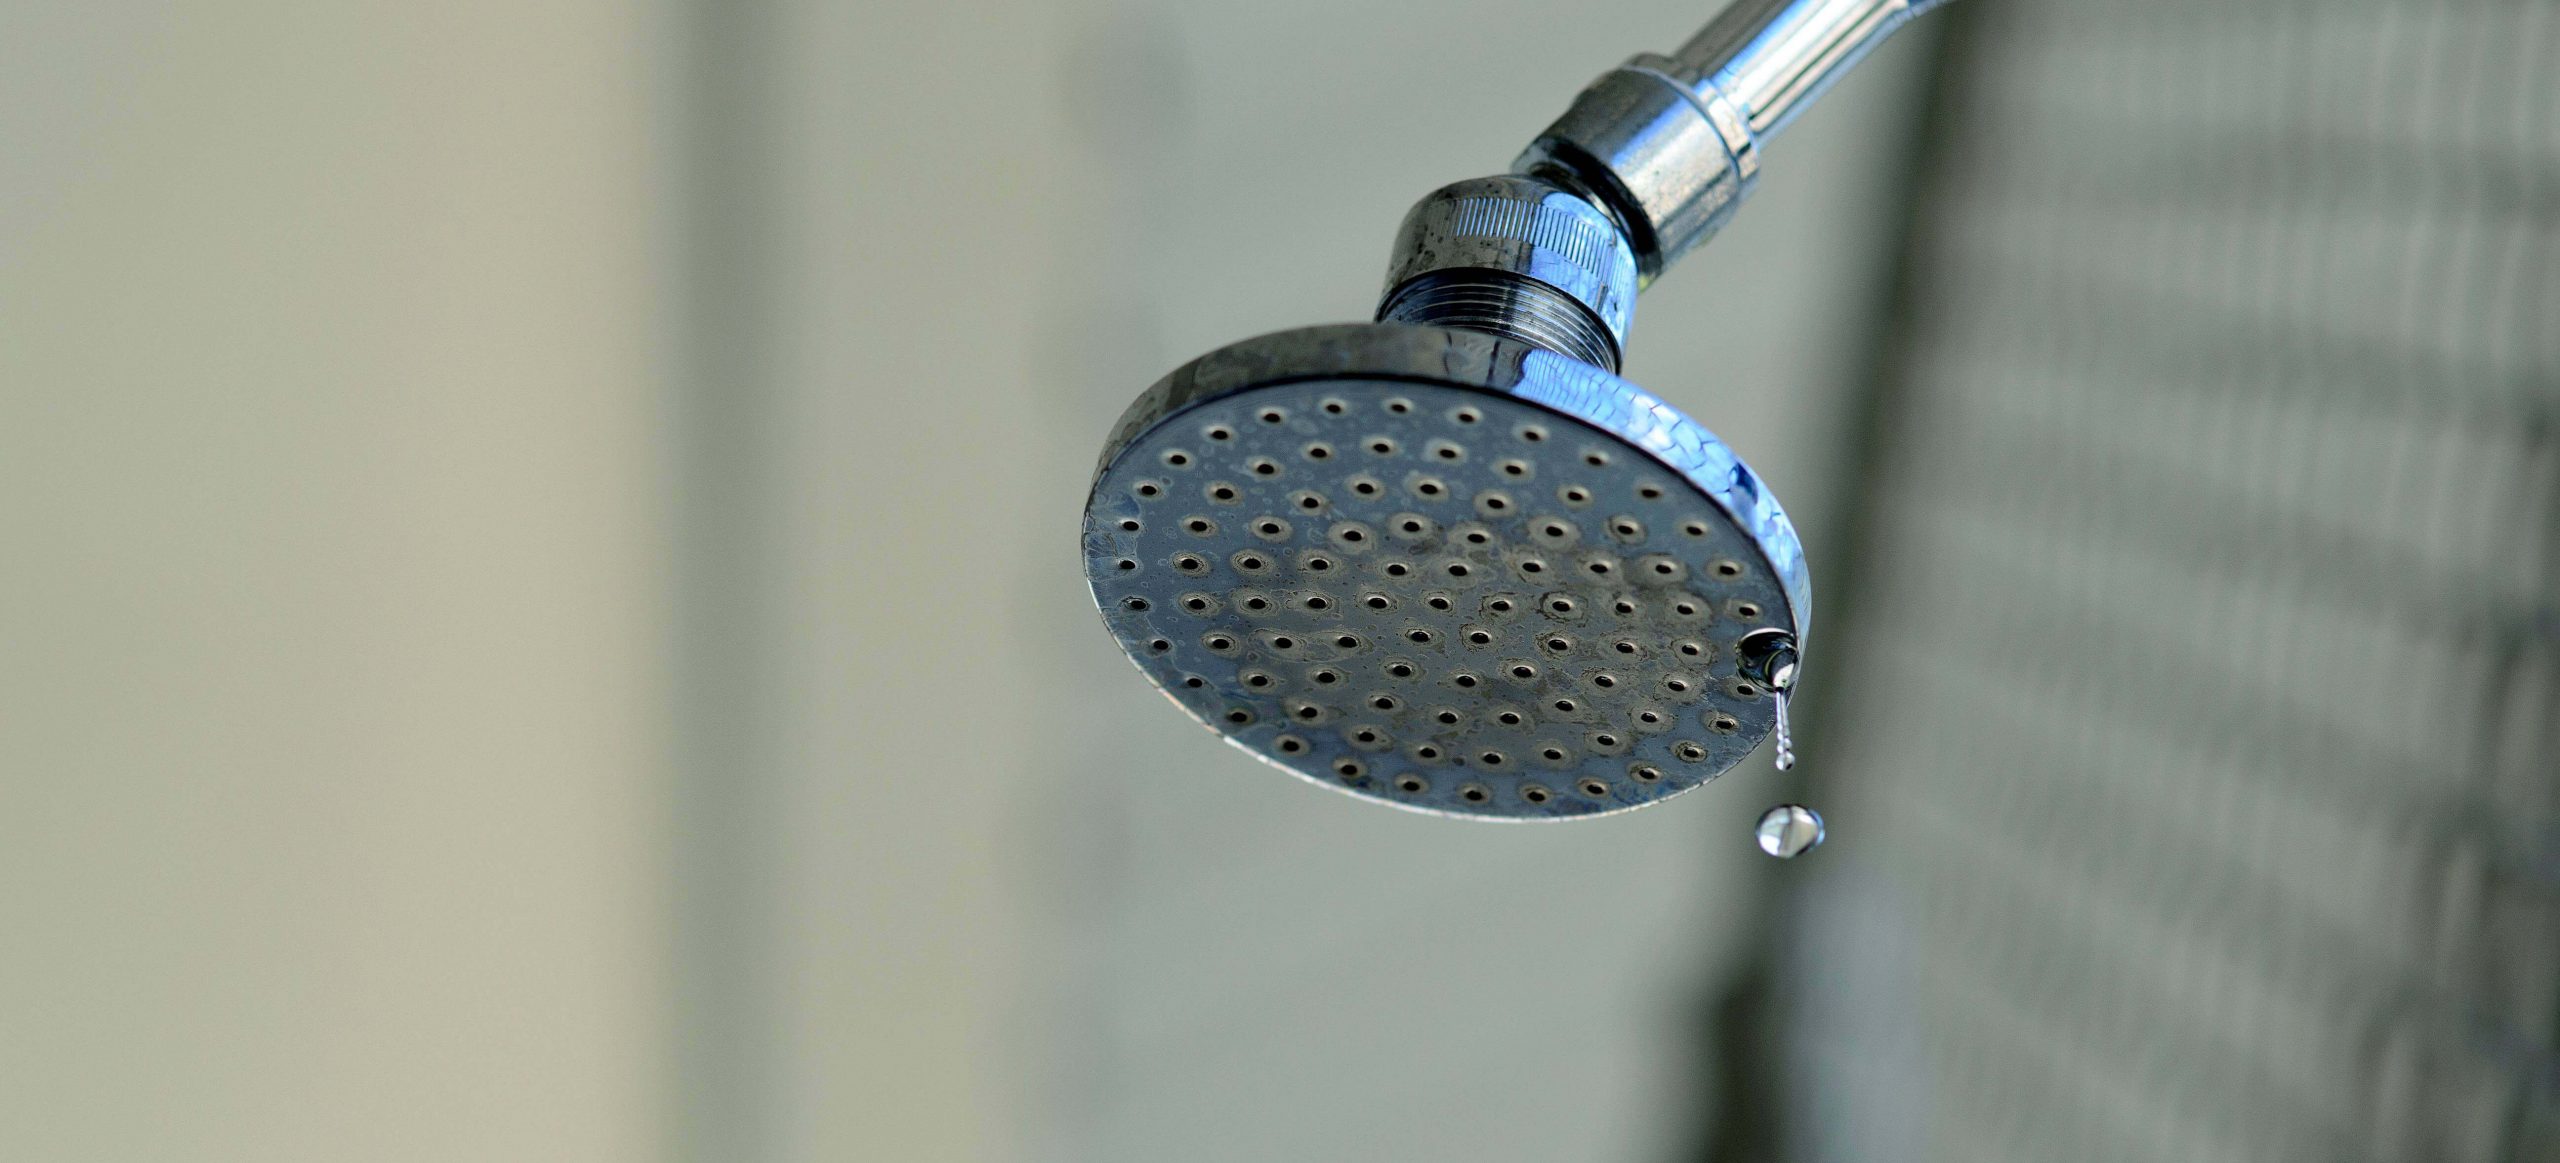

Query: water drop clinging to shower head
<box><xmin>1083</xmin><ymin>0</ymin><xmax>1952</xmax><ymax>819</ymax></box>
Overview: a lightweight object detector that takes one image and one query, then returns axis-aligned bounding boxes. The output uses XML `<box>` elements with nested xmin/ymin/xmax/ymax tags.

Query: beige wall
<box><xmin>0</xmin><ymin>5</ymin><xmax>666</xmax><ymax>1159</ymax></box>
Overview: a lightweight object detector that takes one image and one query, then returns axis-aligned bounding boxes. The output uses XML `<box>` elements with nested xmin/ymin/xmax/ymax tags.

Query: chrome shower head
<box><xmin>1083</xmin><ymin>323</ymin><xmax>1807</xmax><ymax>818</ymax></box>
<box><xmin>1079</xmin><ymin>0</ymin><xmax>1946</xmax><ymax>818</ymax></box>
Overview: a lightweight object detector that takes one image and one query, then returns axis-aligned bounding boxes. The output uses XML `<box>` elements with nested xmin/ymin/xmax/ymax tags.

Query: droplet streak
<box><xmin>1771</xmin><ymin>686</ymin><xmax>1795</xmax><ymax>772</ymax></box>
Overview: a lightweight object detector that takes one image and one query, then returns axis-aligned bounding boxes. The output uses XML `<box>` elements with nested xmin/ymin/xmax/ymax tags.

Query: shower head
<box><xmin>1083</xmin><ymin>323</ymin><xmax>1807</xmax><ymax>818</ymax></box>
<box><xmin>1079</xmin><ymin>0</ymin><xmax>1945</xmax><ymax>818</ymax></box>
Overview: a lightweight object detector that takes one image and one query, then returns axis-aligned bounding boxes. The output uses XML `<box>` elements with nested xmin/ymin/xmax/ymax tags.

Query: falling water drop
<box><xmin>1755</xmin><ymin>804</ymin><xmax>1823</xmax><ymax>858</ymax></box>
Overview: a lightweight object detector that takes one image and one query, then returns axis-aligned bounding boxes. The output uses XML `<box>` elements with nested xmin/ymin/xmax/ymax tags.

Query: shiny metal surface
<box><xmin>1083</xmin><ymin>324</ymin><xmax>1809</xmax><ymax>819</ymax></box>
<box><xmin>1376</xmin><ymin>176</ymin><xmax>1640</xmax><ymax>369</ymax></box>
<box><xmin>1521</xmin><ymin>0</ymin><xmax>1945</xmax><ymax>272</ymax></box>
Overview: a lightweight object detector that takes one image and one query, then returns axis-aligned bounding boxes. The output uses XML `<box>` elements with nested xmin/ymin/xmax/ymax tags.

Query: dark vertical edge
<box><xmin>1688</xmin><ymin>6</ymin><xmax>1987</xmax><ymax>1162</ymax></box>
<box><xmin>663</xmin><ymin>1</ymin><xmax>781</xmax><ymax>1159</ymax></box>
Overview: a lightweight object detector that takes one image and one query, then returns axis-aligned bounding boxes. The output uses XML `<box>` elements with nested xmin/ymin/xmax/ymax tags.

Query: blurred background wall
<box><xmin>1</xmin><ymin>4</ymin><xmax>666</xmax><ymax>1160</ymax></box>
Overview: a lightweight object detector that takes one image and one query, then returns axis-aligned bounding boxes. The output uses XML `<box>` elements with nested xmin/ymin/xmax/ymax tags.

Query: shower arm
<box><xmin>1378</xmin><ymin>0</ymin><xmax>1950</xmax><ymax>371</ymax></box>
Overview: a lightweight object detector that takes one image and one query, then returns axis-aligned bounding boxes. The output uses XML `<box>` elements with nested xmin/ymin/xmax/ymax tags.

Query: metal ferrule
<box><xmin>1513</xmin><ymin>61</ymin><xmax>1755</xmax><ymax>278</ymax></box>
<box><xmin>1377</xmin><ymin>0</ymin><xmax>1945</xmax><ymax>366</ymax></box>
<box><xmin>1520</xmin><ymin>0</ymin><xmax>1937</xmax><ymax>274</ymax></box>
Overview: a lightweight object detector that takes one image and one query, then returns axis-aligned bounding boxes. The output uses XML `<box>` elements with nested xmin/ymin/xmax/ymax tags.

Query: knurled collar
<box><xmin>1379</xmin><ymin>175</ymin><xmax>1640</xmax><ymax>354</ymax></box>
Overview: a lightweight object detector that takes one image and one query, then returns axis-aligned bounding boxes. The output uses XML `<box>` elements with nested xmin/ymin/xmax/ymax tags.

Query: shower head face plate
<box><xmin>1083</xmin><ymin>323</ymin><xmax>1808</xmax><ymax>819</ymax></box>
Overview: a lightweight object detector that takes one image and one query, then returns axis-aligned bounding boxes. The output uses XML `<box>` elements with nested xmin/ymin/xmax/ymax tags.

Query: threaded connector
<box><xmin>1377</xmin><ymin>270</ymin><xmax>1619</xmax><ymax>370</ymax></box>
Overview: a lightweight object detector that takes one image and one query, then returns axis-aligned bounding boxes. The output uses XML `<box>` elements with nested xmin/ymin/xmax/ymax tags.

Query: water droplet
<box><xmin>1771</xmin><ymin>686</ymin><xmax>1796</xmax><ymax>772</ymax></box>
<box><xmin>1755</xmin><ymin>804</ymin><xmax>1823</xmax><ymax>858</ymax></box>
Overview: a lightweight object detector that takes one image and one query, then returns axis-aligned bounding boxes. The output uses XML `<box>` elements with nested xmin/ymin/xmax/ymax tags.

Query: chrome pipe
<box><xmin>1672</xmin><ymin>0</ymin><xmax>1948</xmax><ymax>142</ymax></box>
